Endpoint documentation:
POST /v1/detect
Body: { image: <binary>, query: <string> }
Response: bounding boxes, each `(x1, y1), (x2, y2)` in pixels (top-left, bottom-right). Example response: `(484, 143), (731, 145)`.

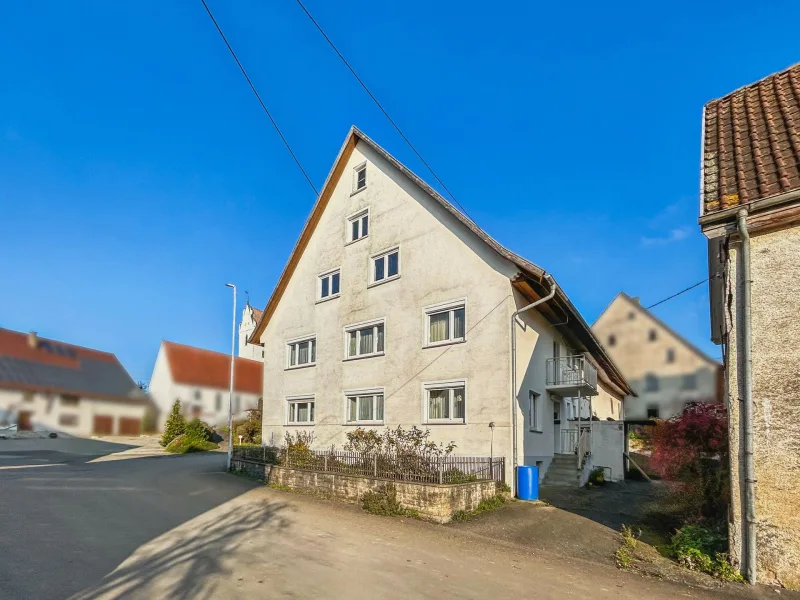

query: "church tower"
(238, 301), (264, 361)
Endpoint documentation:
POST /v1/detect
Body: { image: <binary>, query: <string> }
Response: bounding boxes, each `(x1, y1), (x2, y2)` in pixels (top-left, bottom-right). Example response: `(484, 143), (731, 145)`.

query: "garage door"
(93, 415), (114, 435)
(118, 417), (141, 436)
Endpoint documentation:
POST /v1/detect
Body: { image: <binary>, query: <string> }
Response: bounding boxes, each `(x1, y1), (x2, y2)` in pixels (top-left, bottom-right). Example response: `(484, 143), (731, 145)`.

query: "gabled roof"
(701, 62), (800, 216)
(161, 341), (262, 394)
(250, 126), (633, 396)
(0, 328), (147, 403)
(593, 291), (721, 367)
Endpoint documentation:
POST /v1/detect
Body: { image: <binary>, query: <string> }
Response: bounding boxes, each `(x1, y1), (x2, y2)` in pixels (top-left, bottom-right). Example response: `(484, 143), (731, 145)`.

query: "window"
(347, 209), (369, 243)
(424, 300), (466, 346)
(648, 329), (657, 342)
(646, 407), (660, 419)
(353, 162), (367, 192)
(370, 247), (400, 285)
(215, 393), (222, 412)
(666, 348), (675, 363)
(608, 334), (616, 347)
(345, 319), (385, 359)
(424, 381), (466, 424)
(628, 311), (636, 320)
(287, 396), (315, 425)
(194, 389), (201, 401)
(318, 269), (341, 301)
(234, 395), (240, 414)
(286, 336), (317, 368)
(682, 374), (697, 390)
(345, 389), (384, 424)
(59, 414), (78, 427)
(644, 373), (659, 392)
(529, 391), (541, 432)
(23, 391), (34, 403)
(61, 394), (79, 407)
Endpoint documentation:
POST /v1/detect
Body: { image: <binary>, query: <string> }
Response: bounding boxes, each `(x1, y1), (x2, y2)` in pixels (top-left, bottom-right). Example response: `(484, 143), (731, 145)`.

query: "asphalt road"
(0, 438), (256, 600)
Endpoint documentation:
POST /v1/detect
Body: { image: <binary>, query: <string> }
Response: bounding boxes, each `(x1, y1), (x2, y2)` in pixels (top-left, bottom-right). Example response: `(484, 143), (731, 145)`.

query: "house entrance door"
(553, 398), (561, 453)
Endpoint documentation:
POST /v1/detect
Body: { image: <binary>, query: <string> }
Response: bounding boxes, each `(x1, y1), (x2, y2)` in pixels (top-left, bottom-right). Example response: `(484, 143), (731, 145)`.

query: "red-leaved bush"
(650, 402), (729, 521)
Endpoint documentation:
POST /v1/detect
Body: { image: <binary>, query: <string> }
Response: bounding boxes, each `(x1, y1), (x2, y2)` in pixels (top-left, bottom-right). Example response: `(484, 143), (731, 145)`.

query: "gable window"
(353, 162), (367, 193)
(345, 319), (385, 359)
(287, 395), (315, 425)
(347, 209), (369, 243)
(61, 394), (80, 407)
(425, 300), (466, 346)
(345, 389), (384, 424)
(318, 268), (341, 301)
(529, 391), (541, 432)
(370, 247), (400, 285)
(646, 407), (660, 419)
(608, 334), (616, 347)
(424, 380), (466, 424)
(644, 373), (659, 392)
(666, 348), (675, 363)
(286, 335), (316, 369)
(648, 329), (657, 342)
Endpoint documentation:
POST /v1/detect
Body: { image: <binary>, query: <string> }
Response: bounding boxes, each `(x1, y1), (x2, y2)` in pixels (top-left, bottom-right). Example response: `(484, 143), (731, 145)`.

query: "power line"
(200, 0), (318, 195)
(293, 0), (471, 219)
(646, 278), (709, 310)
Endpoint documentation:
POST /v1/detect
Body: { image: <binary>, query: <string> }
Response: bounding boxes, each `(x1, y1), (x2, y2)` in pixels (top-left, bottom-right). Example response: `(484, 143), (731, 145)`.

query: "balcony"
(546, 356), (598, 397)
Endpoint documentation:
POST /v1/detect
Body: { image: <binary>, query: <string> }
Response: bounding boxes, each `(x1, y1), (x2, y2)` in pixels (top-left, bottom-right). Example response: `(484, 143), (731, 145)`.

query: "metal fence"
(231, 446), (505, 485)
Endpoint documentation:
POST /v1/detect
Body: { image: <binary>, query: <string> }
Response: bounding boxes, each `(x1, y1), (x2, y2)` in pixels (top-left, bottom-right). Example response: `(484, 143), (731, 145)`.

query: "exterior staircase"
(542, 453), (580, 487)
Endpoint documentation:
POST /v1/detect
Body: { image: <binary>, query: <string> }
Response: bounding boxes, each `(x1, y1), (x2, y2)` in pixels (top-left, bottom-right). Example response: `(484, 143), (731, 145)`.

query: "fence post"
(263, 446), (266, 462)
(373, 454), (378, 478)
(324, 454), (328, 472)
(438, 457), (443, 484)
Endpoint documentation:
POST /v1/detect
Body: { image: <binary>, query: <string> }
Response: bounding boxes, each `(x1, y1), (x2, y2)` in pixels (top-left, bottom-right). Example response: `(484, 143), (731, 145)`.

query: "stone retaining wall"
(230, 458), (501, 523)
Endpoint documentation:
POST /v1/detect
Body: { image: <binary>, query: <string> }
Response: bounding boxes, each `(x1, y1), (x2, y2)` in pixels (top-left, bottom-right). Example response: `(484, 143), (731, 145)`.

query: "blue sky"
(2, 0), (798, 381)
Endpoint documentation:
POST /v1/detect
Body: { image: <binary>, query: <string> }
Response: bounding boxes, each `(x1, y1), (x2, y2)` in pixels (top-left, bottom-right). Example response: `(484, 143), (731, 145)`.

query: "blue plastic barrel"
(516, 465), (539, 500)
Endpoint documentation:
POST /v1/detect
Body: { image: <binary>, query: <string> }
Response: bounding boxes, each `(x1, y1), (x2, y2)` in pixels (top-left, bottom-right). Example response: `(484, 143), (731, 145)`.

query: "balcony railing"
(545, 356), (598, 396)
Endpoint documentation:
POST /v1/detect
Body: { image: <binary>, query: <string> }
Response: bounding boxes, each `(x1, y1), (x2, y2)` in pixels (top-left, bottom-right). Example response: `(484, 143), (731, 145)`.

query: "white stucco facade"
(257, 132), (627, 485)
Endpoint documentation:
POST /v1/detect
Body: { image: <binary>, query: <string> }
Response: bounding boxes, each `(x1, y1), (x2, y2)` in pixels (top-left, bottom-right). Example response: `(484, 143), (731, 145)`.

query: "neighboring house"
(247, 126), (633, 486)
(148, 340), (262, 428)
(239, 302), (265, 361)
(700, 62), (800, 588)
(0, 328), (150, 436)
(592, 292), (722, 421)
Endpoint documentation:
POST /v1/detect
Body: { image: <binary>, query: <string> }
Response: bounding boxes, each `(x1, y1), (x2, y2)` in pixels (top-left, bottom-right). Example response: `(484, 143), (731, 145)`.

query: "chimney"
(631, 297), (641, 304)
(28, 331), (39, 349)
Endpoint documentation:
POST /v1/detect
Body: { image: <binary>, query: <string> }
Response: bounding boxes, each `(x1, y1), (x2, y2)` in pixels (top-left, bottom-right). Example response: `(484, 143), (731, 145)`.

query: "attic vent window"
(648, 329), (657, 342)
(354, 163), (367, 193)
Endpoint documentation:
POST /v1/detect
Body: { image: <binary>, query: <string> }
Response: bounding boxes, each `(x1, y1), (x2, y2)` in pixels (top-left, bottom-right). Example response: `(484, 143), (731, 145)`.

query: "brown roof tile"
(703, 62), (800, 215)
(163, 341), (262, 394)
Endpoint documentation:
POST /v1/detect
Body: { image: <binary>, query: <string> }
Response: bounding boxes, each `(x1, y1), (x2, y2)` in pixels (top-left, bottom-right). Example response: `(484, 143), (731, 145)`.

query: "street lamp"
(225, 283), (236, 471)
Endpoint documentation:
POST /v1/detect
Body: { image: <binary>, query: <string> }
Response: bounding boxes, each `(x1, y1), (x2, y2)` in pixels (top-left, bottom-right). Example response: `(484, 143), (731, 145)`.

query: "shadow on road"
(70, 496), (289, 600)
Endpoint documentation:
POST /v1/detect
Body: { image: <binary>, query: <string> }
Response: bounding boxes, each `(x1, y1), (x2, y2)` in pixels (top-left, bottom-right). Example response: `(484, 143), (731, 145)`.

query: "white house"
(247, 127), (633, 487)
(239, 302), (264, 361)
(148, 340), (262, 429)
(592, 291), (722, 421)
(0, 328), (150, 436)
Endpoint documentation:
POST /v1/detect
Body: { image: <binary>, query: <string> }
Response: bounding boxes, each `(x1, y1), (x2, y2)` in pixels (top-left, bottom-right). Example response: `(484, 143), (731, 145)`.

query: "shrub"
(670, 524), (743, 582)
(615, 524), (641, 569)
(165, 434), (219, 454)
(449, 494), (507, 522)
(280, 431), (315, 467)
(443, 468), (478, 484)
(361, 485), (419, 518)
(588, 467), (605, 486)
(161, 400), (186, 446)
(234, 406), (262, 445)
(185, 418), (215, 442)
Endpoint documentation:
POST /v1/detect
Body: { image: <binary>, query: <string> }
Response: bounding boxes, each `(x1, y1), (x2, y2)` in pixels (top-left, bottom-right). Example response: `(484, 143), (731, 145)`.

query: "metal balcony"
(546, 356), (598, 397)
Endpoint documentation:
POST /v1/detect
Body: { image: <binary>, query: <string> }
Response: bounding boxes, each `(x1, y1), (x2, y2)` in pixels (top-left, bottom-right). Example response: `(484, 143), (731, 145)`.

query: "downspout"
(737, 208), (757, 584)
(511, 274), (557, 495)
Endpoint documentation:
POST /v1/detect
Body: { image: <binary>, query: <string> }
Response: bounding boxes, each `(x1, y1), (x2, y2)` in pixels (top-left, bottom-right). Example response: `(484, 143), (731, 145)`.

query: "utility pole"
(225, 283), (237, 471)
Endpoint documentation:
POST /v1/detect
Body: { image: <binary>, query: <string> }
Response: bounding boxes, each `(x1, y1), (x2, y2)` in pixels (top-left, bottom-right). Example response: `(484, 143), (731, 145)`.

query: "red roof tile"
(702, 62), (800, 214)
(162, 341), (262, 395)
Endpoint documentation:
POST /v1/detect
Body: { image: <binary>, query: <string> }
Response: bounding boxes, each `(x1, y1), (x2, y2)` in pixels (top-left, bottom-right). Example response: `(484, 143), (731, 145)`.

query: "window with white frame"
(424, 381), (466, 423)
(318, 269), (340, 300)
(371, 247), (399, 284)
(425, 300), (466, 346)
(287, 396), (315, 424)
(347, 209), (369, 243)
(529, 391), (541, 432)
(345, 319), (385, 359)
(345, 389), (384, 424)
(286, 336), (316, 368)
(353, 162), (367, 192)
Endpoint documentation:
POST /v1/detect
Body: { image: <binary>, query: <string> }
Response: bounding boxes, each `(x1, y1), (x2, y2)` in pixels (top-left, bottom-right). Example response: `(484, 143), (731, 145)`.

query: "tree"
(161, 399), (186, 446)
(234, 399), (262, 444)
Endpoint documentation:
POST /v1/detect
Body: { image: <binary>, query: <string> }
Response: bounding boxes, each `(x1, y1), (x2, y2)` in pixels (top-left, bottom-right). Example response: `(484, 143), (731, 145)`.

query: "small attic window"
(354, 163), (367, 192)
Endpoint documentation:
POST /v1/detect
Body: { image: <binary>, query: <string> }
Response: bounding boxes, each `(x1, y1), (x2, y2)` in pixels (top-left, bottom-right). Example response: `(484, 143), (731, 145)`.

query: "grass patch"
(614, 524), (641, 569)
(670, 525), (744, 583)
(450, 494), (508, 522)
(165, 435), (219, 454)
(361, 485), (421, 519)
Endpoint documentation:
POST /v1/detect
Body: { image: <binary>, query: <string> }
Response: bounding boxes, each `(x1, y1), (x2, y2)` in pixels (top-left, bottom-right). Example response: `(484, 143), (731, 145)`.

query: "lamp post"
(225, 283), (236, 471)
